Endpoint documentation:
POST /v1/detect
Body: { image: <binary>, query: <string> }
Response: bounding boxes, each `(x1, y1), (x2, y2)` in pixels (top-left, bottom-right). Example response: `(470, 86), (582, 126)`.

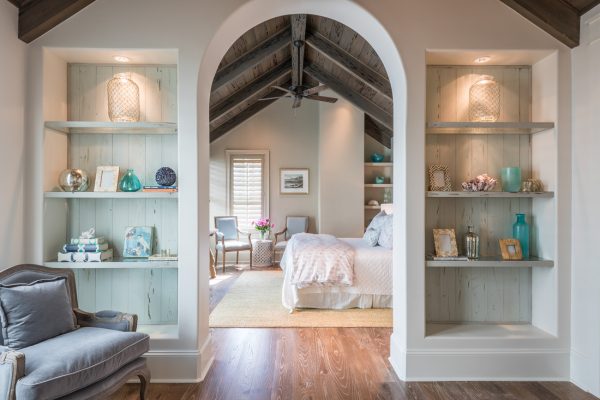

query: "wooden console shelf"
(426, 191), (553, 198)
(426, 121), (554, 135)
(45, 121), (177, 135)
(426, 256), (554, 268)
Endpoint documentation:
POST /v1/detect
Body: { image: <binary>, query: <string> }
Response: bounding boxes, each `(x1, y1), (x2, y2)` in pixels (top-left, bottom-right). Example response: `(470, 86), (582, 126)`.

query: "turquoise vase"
(512, 213), (530, 258)
(119, 169), (142, 192)
(501, 167), (522, 192)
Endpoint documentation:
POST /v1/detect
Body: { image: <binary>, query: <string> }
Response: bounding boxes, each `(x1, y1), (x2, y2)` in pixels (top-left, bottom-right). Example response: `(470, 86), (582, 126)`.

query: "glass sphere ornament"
(469, 75), (500, 122)
(119, 169), (142, 192)
(155, 167), (177, 186)
(107, 73), (140, 122)
(59, 169), (89, 192)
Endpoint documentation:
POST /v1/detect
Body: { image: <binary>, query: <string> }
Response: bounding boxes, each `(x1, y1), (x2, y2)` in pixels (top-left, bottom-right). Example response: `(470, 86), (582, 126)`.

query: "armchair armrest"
(75, 309), (138, 332)
(274, 228), (287, 244)
(237, 229), (253, 244)
(0, 350), (25, 400)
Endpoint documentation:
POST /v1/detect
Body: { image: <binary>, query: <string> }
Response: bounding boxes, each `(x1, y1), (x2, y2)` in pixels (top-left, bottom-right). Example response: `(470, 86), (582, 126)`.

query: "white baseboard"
(570, 348), (600, 397)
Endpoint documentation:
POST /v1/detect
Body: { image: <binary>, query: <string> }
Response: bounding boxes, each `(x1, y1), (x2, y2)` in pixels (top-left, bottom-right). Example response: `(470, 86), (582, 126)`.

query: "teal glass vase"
(501, 167), (522, 192)
(119, 169), (142, 192)
(512, 213), (530, 258)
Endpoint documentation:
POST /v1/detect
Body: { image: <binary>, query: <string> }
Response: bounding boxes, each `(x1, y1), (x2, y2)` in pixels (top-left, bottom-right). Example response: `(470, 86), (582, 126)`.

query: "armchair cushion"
(17, 327), (149, 399)
(215, 217), (239, 240)
(286, 217), (309, 240)
(0, 277), (75, 349)
(216, 240), (252, 251)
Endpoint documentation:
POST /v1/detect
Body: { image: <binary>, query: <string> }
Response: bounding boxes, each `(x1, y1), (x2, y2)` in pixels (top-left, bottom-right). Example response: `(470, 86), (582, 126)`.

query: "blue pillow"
(377, 214), (393, 249)
(0, 277), (75, 349)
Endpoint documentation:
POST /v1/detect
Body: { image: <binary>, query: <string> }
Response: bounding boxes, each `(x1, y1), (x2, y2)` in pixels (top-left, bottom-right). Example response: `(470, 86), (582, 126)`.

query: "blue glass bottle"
(119, 169), (142, 192)
(512, 213), (530, 258)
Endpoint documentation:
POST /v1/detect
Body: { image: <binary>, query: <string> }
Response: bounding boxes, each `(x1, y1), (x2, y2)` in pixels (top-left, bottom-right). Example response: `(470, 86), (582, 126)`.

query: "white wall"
(0, 2), (26, 268)
(571, 4), (600, 397)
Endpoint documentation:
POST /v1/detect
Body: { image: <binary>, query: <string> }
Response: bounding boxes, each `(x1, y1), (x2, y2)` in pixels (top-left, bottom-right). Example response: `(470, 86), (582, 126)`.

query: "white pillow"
(377, 214), (393, 249)
(363, 211), (387, 247)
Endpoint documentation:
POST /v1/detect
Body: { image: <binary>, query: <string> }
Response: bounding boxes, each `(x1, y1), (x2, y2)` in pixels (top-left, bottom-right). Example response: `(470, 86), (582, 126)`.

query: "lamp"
(469, 75), (500, 122)
(107, 73), (140, 122)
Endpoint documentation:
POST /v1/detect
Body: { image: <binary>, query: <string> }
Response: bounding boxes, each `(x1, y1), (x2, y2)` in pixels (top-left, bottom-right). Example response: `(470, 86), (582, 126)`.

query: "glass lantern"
(469, 75), (500, 122)
(107, 73), (140, 122)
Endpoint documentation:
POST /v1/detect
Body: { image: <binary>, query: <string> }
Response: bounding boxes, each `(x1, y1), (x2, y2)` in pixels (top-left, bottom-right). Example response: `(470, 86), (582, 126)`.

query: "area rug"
(209, 269), (392, 328)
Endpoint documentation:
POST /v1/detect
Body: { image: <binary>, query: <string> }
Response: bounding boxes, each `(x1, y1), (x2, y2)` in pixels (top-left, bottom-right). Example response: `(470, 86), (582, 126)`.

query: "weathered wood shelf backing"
(45, 191), (178, 199)
(364, 184), (393, 188)
(45, 121), (177, 135)
(44, 260), (178, 269)
(427, 191), (553, 198)
(426, 256), (553, 268)
(426, 122), (554, 135)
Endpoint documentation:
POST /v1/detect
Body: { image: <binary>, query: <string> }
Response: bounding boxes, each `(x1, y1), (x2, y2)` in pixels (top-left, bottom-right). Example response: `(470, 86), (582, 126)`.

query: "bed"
(280, 236), (393, 310)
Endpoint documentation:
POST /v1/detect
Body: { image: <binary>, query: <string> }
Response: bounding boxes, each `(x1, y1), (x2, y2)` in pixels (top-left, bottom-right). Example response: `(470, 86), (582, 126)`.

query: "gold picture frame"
(499, 239), (523, 260)
(280, 168), (309, 195)
(94, 166), (120, 192)
(433, 228), (458, 257)
(428, 165), (452, 191)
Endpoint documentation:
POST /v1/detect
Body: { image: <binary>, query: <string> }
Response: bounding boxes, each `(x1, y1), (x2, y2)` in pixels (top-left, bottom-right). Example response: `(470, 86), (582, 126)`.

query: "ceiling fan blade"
(305, 95), (338, 103)
(258, 95), (292, 101)
(302, 85), (329, 96)
(292, 96), (302, 109)
(272, 85), (294, 95)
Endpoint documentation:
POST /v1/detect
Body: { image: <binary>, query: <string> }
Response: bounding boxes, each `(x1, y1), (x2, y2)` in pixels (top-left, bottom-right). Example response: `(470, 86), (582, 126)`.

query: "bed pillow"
(377, 214), (393, 249)
(0, 276), (76, 349)
(366, 210), (387, 231)
(363, 227), (380, 246)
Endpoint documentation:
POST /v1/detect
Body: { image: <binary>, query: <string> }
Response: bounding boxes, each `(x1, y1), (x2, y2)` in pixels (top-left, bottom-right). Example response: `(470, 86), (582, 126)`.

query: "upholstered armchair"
(214, 216), (253, 272)
(273, 216), (309, 262)
(0, 264), (150, 400)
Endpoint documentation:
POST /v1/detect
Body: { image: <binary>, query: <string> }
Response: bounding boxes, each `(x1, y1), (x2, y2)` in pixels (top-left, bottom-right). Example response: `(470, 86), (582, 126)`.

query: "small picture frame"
(433, 228), (458, 257)
(123, 226), (153, 258)
(94, 166), (120, 192)
(280, 168), (309, 194)
(429, 165), (452, 191)
(499, 239), (523, 260)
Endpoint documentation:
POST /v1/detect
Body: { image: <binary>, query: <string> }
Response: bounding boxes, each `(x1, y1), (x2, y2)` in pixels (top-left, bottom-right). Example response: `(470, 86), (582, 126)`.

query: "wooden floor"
(110, 265), (598, 400)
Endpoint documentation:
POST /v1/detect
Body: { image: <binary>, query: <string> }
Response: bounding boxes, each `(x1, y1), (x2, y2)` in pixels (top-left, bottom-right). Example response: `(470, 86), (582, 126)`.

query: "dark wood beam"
(7, 0), (20, 7)
(305, 32), (392, 100)
(210, 85), (290, 142)
(305, 63), (393, 130)
(212, 27), (291, 92)
(580, 1), (600, 15)
(499, 0), (580, 47)
(290, 14), (307, 87)
(210, 60), (291, 122)
(364, 114), (392, 149)
(18, 0), (95, 43)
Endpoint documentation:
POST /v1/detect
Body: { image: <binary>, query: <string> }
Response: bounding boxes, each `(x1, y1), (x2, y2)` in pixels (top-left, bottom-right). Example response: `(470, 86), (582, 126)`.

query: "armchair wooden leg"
(214, 249), (219, 274)
(236, 251), (239, 265)
(138, 367), (150, 400)
(249, 249), (253, 270)
(222, 251), (226, 273)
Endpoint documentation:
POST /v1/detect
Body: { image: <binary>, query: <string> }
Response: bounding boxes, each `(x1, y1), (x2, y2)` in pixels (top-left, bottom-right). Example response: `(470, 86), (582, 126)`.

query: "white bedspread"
(283, 233), (354, 288)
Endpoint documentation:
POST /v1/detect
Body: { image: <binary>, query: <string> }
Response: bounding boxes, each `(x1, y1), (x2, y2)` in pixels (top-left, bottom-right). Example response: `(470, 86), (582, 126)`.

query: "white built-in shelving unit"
(363, 130), (393, 229)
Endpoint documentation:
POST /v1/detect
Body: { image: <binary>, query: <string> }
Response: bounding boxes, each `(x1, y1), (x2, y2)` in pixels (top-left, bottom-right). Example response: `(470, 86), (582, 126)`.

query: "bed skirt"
(291, 292), (392, 310)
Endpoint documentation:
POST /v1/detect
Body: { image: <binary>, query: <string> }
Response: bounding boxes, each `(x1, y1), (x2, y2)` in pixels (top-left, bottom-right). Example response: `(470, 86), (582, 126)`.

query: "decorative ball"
(374, 176), (385, 184)
(370, 153), (384, 163)
(367, 199), (380, 206)
(59, 169), (89, 192)
(155, 167), (177, 186)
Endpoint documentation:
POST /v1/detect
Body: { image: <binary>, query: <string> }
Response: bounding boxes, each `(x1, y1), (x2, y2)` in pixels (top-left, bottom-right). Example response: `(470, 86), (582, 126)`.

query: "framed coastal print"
(123, 226), (153, 258)
(499, 238), (523, 260)
(428, 165), (452, 191)
(433, 228), (458, 257)
(280, 168), (309, 194)
(94, 166), (119, 192)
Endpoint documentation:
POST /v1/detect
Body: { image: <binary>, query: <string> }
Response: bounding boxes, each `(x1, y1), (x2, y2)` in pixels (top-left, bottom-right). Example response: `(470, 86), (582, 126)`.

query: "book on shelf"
(57, 249), (113, 262)
(62, 243), (109, 253)
(428, 255), (470, 261)
(70, 237), (106, 245)
(142, 185), (177, 193)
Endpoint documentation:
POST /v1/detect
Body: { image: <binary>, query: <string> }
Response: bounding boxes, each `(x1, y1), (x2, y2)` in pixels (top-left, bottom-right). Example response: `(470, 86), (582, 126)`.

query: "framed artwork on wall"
(433, 228), (458, 257)
(280, 168), (309, 194)
(94, 166), (120, 192)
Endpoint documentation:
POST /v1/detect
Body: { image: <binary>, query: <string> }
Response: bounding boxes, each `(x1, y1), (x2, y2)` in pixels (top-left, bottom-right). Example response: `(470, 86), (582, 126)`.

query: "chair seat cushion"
(17, 327), (149, 400)
(274, 240), (288, 250)
(216, 240), (251, 251)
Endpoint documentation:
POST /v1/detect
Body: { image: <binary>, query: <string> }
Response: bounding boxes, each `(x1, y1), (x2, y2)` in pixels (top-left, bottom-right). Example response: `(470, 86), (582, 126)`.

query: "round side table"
(252, 239), (273, 267)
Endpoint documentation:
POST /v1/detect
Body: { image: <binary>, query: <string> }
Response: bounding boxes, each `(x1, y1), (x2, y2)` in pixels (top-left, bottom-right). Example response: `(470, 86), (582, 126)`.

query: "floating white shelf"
(364, 205), (381, 210)
(45, 121), (177, 135)
(425, 323), (555, 340)
(364, 183), (393, 188)
(44, 259), (179, 269)
(426, 121), (554, 135)
(364, 162), (393, 167)
(137, 324), (179, 340)
(426, 191), (553, 198)
(426, 256), (554, 268)
(44, 191), (178, 199)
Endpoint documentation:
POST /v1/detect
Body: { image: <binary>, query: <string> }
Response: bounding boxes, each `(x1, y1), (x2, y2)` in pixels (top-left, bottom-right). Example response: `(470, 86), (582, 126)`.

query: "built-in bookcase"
(364, 129), (393, 228)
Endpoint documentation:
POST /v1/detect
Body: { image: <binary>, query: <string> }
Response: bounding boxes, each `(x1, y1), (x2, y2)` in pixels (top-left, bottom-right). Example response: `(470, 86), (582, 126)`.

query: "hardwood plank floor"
(110, 266), (598, 400)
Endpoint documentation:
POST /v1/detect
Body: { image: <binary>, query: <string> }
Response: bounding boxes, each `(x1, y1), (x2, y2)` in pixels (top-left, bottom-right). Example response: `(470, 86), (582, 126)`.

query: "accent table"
(252, 239), (273, 267)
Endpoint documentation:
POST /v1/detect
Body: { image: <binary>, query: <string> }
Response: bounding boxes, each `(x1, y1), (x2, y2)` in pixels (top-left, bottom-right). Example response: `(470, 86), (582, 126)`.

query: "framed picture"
(123, 226), (153, 258)
(499, 238), (523, 260)
(433, 228), (458, 257)
(94, 166), (119, 192)
(428, 165), (452, 191)
(280, 168), (309, 194)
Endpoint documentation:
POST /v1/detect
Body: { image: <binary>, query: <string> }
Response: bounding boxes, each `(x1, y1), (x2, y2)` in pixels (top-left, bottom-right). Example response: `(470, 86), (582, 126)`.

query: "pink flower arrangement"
(252, 217), (275, 233)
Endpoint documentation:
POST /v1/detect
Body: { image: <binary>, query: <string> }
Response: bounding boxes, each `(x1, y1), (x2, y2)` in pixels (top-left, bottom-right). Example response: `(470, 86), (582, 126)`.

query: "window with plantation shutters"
(226, 151), (270, 233)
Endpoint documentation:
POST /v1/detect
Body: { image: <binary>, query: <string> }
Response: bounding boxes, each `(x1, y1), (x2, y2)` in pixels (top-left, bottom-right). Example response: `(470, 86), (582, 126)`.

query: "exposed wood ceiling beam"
(499, 0), (580, 47)
(17, 0), (95, 43)
(7, 0), (20, 7)
(210, 59), (292, 122)
(580, 1), (600, 15)
(210, 84), (291, 142)
(212, 27), (291, 92)
(290, 14), (307, 87)
(364, 115), (392, 149)
(305, 63), (393, 130)
(305, 33), (392, 100)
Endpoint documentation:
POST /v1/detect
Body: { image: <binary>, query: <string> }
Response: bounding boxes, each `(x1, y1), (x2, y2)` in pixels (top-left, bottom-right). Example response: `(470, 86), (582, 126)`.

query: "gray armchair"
(273, 216), (309, 263)
(214, 216), (253, 273)
(0, 264), (150, 400)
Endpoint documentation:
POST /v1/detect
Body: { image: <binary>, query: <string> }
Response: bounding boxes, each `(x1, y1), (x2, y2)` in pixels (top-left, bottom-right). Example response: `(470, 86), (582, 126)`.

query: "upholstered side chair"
(273, 216), (309, 263)
(214, 216), (253, 272)
(0, 264), (150, 400)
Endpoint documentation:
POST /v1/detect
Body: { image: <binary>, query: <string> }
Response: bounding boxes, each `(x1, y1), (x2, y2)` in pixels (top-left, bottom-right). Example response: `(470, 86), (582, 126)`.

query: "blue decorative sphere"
(371, 153), (384, 163)
(155, 167), (177, 186)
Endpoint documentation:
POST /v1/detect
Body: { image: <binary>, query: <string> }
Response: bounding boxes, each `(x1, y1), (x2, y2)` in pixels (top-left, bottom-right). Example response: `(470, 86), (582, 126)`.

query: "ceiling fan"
(259, 39), (338, 109)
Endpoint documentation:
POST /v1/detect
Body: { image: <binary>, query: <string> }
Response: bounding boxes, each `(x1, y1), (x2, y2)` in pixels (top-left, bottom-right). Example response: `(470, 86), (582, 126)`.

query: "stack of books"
(58, 236), (113, 262)
(142, 185), (177, 193)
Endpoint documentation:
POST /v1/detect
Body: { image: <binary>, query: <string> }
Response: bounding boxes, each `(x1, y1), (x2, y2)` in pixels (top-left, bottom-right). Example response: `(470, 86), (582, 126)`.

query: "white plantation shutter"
(227, 153), (268, 232)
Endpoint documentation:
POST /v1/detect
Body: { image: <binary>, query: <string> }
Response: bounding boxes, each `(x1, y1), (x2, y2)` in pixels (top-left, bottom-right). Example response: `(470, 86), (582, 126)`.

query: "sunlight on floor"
(209, 274), (234, 286)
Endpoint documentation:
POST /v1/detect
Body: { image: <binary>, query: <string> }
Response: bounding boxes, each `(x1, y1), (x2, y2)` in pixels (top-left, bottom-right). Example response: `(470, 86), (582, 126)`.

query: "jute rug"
(209, 269), (392, 328)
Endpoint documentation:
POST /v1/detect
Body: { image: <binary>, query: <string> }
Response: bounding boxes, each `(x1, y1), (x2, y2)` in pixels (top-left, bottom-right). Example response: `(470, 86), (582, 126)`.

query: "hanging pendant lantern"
(107, 73), (140, 122)
(469, 75), (500, 122)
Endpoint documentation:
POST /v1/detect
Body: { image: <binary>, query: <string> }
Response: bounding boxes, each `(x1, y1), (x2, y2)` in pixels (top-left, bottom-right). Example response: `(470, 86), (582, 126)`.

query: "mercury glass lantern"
(469, 75), (500, 122)
(107, 73), (140, 122)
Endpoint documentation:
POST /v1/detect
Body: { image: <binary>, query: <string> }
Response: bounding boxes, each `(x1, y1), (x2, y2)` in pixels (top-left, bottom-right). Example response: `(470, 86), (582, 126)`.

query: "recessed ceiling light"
(474, 56), (491, 64)
(113, 56), (130, 63)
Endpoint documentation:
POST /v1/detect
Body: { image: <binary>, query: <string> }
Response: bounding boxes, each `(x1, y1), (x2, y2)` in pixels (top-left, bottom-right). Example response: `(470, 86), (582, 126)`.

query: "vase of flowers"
(252, 218), (274, 240)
